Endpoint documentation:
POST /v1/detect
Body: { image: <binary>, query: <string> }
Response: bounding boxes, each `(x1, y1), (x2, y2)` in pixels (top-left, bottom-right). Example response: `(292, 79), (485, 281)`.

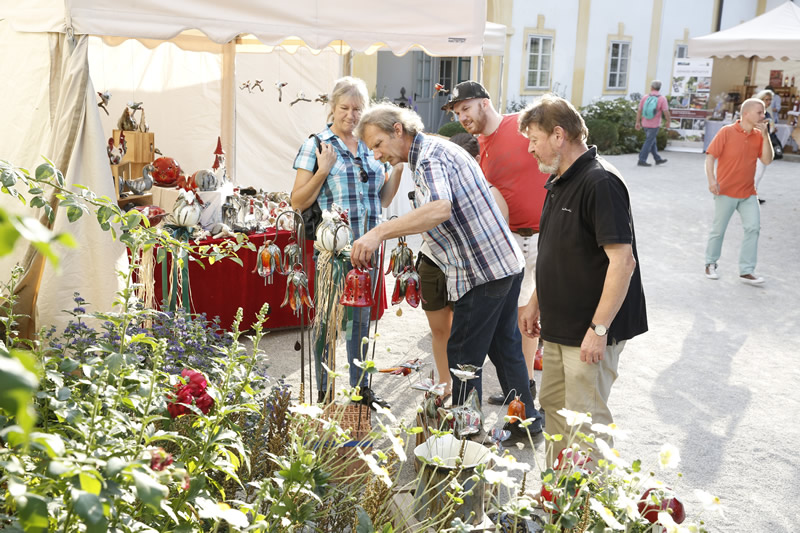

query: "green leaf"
(80, 471), (103, 495)
(105, 352), (124, 374)
(34, 163), (55, 181)
(131, 468), (168, 511)
(355, 507), (374, 533)
(0, 349), (40, 437)
(67, 205), (83, 222)
(30, 432), (65, 457)
(71, 489), (108, 531)
(16, 493), (49, 533)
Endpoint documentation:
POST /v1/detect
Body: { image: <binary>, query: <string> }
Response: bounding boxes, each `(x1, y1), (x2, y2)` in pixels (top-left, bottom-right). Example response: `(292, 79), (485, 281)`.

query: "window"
(675, 44), (688, 58)
(526, 35), (553, 90)
(457, 57), (471, 83)
(607, 41), (630, 89)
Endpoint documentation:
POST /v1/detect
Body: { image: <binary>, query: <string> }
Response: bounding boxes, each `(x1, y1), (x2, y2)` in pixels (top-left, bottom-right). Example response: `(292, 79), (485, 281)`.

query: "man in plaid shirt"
(352, 103), (543, 442)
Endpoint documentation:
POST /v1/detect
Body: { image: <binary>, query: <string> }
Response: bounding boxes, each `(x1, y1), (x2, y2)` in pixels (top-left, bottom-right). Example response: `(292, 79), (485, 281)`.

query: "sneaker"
(704, 264), (719, 280)
(637, 161), (652, 167)
(740, 274), (765, 285)
(655, 158), (668, 165)
(758, 198), (766, 204)
(359, 388), (390, 410)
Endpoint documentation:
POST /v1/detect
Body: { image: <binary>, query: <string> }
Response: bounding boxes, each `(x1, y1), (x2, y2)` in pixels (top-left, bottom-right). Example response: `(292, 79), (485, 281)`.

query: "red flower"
(181, 369), (208, 397)
(150, 448), (174, 471)
(167, 385), (194, 418)
(181, 474), (191, 491)
(195, 392), (215, 415)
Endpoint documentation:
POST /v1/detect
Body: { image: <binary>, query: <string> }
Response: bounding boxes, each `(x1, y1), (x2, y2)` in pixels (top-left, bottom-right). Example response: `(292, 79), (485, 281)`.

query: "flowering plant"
(166, 368), (215, 417)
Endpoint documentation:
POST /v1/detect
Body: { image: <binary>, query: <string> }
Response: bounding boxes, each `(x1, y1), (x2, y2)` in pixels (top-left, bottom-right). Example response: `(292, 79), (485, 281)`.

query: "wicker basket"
(320, 403), (373, 479)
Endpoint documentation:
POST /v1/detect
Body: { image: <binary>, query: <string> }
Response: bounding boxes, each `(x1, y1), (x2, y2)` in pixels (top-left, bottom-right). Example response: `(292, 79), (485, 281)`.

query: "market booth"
(689, 1), (800, 153)
(0, 0), (491, 334)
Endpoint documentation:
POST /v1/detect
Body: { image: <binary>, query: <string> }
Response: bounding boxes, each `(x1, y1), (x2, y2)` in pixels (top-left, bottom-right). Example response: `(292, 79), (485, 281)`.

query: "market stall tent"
(688, 1), (800, 60)
(0, 0), (490, 336)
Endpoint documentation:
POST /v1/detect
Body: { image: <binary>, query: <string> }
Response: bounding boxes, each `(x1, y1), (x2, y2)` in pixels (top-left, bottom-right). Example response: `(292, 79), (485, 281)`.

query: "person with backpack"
(635, 80), (671, 167)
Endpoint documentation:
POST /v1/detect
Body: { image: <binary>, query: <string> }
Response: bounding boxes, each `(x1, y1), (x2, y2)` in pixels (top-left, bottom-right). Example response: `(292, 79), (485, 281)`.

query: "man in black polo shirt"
(517, 95), (647, 458)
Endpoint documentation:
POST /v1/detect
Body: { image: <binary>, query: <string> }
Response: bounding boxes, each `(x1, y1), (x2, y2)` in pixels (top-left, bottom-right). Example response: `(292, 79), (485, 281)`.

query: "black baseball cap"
(441, 81), (491, 111)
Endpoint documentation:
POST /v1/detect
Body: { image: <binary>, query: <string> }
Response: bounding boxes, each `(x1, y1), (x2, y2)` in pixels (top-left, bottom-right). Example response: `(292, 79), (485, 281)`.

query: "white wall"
(505, 0), (579, 108)
(376, 51), (415, 105)
(719, 1), (757, 30)
(660, 0), (716, 82)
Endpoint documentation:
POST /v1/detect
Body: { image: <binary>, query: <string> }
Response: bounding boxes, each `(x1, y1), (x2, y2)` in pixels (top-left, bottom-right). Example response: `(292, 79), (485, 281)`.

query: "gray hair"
(517, 94), (588, 143)
(651, 80), (662, 91)
(328, 76), (370, 122)
(356, 103), (425, 138)
(753, 89), (774, 102)
(741, 97), (766, 113)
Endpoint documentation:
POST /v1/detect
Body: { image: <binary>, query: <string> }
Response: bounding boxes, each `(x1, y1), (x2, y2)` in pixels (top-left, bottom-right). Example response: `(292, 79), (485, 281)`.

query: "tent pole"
(222, 41), (236, 183)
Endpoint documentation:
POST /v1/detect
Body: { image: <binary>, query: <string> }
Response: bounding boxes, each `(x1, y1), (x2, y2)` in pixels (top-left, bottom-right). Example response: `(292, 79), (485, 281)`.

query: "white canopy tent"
(688, 1), (800, 60)
(0, 0), (491, 335)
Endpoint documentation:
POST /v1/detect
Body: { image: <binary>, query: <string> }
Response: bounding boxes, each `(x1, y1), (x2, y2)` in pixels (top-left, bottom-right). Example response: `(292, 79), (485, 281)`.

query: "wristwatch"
(590, 322), (608, 336)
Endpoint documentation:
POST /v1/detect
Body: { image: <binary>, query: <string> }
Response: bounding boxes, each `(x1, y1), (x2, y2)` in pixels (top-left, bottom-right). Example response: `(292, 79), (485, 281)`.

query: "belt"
(512, 228), (538, 237)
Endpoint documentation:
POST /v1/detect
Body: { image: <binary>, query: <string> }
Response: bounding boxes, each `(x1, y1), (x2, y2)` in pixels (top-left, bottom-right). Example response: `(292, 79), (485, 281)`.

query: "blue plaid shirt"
(293, 125), (389, 239)
(409, 133), (524, 300)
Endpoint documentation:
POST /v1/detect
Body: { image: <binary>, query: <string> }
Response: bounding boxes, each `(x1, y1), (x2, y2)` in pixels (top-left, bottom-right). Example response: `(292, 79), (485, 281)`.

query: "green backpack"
(642, 95), (659, 119)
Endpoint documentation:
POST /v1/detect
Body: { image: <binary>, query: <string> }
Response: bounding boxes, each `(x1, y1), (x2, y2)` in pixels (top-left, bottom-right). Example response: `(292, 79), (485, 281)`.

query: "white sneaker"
(740, 274), (764, 285)
(704, 264), (719, 280)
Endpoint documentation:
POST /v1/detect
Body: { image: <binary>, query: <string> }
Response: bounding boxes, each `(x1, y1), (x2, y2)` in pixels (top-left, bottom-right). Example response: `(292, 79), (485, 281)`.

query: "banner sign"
(668, 58), (713, 151)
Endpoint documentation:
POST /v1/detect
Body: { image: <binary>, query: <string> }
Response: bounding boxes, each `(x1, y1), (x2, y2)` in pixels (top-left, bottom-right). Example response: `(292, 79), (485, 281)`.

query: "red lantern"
(507, 395), (525, 423)
(340, 268), (374, 307)
(152, 157), (182, 186)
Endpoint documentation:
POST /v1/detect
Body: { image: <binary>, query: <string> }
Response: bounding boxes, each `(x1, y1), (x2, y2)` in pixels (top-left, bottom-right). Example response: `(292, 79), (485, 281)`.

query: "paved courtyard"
(261, 149), (800, 532)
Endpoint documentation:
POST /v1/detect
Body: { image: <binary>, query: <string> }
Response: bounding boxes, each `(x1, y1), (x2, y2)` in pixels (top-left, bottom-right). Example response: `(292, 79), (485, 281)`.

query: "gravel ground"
(258, 150), (800, 532)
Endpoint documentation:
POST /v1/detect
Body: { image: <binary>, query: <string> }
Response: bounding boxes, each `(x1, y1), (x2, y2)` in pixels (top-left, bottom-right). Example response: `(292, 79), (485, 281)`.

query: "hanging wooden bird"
(275, 81), (288, 102)
(290, 91), (312, 106)
(315, 93), (329, 105)
(252, 79), (265, 92)
(240, 80), (252, 92)
(97, 91), (111, 115)
(434, 83), (449, 95)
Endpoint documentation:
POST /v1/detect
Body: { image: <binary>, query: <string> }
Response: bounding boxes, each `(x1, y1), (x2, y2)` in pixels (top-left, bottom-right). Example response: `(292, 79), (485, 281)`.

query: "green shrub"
(657, 128), (668, 150)
(580, 98), (640, 154)
(437, 120), (466, 137)
(585, 118), (619, 152)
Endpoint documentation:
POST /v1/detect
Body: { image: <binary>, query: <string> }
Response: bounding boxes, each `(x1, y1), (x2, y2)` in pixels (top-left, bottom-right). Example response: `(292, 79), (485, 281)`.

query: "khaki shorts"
(417, 253), (453, 312)
(513, 232), (538, 307)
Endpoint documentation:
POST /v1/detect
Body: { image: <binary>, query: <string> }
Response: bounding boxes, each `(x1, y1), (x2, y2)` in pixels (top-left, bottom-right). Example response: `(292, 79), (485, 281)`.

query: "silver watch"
(591, 322), (608, 336)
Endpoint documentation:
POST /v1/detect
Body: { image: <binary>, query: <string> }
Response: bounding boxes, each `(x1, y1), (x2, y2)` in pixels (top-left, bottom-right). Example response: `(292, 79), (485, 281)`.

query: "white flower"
(614, 491), (642, 521)
(589, 497), (624, 530)
(488, 452), (531, 472)
(321, 363), (342, 379)
(483, 468), (516, 488)
(595, 437), (630, 468)
(357, 448), (392, 487)
(591, 422), (627, 439)
(289, 403), (323, 418)
(374, 404), (397, 423)
(659, 443), (681, 470)
(385, 428), (407, 462)
(658, 510), (692, 533)
(557, 409), (591, 427)
(694, 489), (724, 516)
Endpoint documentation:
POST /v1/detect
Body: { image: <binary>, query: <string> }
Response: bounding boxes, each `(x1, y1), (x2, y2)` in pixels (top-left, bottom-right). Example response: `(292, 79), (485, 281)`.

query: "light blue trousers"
(704, 194), (760, 275)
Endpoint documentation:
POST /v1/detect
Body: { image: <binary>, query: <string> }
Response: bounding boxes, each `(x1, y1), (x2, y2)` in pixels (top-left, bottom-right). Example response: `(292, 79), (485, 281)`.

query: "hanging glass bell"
(340, 268), (374, 307)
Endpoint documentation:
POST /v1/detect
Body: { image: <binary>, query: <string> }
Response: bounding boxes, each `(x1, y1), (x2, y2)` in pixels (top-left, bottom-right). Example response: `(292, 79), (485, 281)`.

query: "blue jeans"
(704, 194), (760, 275)
(639, 127), (663, 163)
(448, 272), (542, 430)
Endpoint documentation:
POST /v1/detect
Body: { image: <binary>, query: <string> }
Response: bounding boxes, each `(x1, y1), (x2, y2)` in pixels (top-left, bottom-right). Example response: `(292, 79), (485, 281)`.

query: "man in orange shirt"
(444, 81), (549, 406)
(704, 98), (774, 285)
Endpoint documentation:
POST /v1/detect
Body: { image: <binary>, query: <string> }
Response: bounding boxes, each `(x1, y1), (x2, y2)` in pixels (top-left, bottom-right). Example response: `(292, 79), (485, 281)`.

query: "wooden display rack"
(110, 129), (155, 206)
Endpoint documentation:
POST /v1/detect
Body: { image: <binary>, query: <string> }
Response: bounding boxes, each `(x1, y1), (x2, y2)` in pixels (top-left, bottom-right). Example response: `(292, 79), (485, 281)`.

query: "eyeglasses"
(353, 157), (369, 183)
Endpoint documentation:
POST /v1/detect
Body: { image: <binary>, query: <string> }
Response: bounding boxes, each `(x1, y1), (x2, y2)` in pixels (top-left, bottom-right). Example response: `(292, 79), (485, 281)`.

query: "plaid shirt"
(293, 125), (389, 239)
(409, 133), (524, 300)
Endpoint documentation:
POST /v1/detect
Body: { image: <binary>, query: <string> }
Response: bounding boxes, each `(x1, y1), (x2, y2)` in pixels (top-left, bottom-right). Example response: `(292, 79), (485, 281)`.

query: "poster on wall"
(667, 58), (713, 152)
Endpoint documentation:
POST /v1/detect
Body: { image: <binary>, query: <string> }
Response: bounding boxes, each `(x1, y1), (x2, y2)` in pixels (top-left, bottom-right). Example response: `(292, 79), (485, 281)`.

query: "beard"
(537, 152), (561, 175)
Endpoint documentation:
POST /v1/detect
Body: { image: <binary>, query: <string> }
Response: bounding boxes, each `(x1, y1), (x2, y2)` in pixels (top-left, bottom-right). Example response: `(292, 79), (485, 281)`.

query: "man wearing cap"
(351, 103), (544, 444)
(445, 81), (549, 408)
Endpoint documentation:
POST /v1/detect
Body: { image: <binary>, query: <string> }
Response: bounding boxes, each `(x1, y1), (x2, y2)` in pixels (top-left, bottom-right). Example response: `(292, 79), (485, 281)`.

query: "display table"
(153, 230), (386, 331)
(704, 120), (797, 152)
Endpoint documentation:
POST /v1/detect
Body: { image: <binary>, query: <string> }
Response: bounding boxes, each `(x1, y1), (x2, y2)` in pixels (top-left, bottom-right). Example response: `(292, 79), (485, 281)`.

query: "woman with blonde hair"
(291, 76), (403, 407)
(753, 89), (778, 203)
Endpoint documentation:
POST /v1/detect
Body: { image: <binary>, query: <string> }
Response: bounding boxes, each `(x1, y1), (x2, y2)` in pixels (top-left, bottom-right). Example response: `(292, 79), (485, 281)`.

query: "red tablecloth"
(154, 230), (386, 331)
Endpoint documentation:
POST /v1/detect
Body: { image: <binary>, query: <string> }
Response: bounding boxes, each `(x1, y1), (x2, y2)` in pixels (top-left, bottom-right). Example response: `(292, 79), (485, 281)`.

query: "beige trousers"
(539, 339), (625, 460)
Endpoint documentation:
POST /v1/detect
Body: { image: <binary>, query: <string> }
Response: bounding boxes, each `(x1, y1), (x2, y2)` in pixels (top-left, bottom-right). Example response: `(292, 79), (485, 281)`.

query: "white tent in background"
(0, 0), (490, 336)
(688, 1), (800, 60)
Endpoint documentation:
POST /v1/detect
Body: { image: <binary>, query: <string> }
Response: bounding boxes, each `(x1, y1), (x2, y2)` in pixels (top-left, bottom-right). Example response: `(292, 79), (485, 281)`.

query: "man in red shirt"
(444, 81), (549, 406)
(704, 98), (774, 285)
